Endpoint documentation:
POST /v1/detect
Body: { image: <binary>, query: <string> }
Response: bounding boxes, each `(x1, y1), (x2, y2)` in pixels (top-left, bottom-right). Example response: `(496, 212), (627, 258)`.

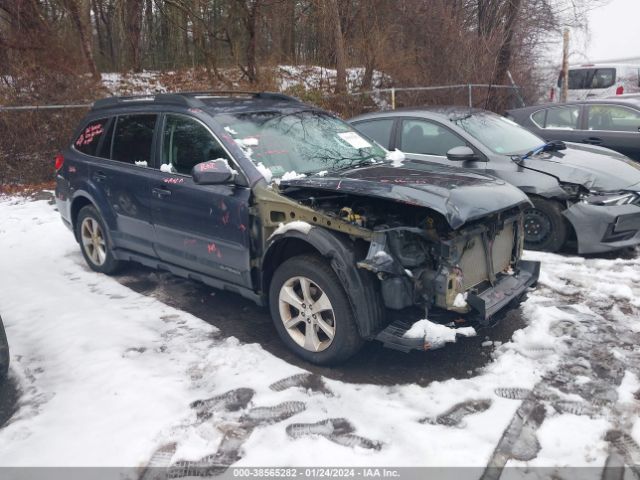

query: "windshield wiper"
(518, 140), (567, 161)
(330, 154), (380, 173)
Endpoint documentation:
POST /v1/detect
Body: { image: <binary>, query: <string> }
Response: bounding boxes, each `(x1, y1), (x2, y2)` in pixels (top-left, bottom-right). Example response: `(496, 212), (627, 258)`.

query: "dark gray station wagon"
(55, 92), (538, 364)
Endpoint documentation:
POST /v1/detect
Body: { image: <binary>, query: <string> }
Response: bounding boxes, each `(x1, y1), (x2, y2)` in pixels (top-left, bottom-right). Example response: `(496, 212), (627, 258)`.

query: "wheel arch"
(70, 194), (94, 242)
(262, 228), (386, 338)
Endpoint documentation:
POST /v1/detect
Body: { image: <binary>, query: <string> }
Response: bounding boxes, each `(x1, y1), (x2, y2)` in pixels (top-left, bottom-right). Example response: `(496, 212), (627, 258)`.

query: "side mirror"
(446, 146), (478, 161)
(543, 140), (567, 151)
(192, 159), (236, 185)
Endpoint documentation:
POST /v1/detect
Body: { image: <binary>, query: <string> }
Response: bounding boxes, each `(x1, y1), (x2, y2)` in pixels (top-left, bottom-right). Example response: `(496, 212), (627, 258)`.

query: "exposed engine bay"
(279, 187), (539, 321)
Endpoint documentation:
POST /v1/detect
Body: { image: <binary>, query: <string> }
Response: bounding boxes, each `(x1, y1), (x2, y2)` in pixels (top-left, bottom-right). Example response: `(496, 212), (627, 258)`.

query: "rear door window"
(74, 118), (109, 157)
(587, 105), (640, 132)
(111, 114), (157, 166)
(531, 110), (546, 128)
(400, 119), (466, 156)
(544, 106), (580, 130)
(352, 119), (395, 149)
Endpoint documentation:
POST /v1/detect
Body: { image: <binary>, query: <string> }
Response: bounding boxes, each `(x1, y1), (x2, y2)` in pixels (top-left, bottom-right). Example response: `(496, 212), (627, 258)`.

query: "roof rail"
(188, 91), (301, 103)
(92, 93), (207, 111)
(91, 91), (301, 111)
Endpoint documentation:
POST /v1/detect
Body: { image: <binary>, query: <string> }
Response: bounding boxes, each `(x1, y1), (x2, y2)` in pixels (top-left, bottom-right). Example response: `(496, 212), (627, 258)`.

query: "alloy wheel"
(278, 276), (336, 352)
(80, 217), (107, 266)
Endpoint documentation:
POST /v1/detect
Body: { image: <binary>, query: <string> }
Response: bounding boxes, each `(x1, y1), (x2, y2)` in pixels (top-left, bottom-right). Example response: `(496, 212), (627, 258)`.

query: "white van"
(550, 63), (640, 102)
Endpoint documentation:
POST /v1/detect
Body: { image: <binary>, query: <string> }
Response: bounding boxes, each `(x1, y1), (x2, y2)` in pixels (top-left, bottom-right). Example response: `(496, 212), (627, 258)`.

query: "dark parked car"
(55, 92), (538, 364)
(506, 98), (640, 161)
(0, 316), (8, 381)
(350, 107), (640, 254)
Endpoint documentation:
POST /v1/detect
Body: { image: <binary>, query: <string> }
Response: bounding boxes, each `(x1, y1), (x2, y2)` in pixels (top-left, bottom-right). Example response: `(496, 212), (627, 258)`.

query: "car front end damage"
(257, 178), (539, 352)
(356, 208), (539, 320)
(562, 190), (640, 254)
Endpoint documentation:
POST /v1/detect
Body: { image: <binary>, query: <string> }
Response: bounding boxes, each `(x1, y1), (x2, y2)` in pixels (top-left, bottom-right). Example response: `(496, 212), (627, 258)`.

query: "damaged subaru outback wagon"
(55, 92), (539, 364)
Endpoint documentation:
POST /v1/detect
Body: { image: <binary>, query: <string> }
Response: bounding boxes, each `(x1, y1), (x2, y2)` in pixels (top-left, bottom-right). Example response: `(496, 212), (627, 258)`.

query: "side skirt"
(112, 248), (266, 307)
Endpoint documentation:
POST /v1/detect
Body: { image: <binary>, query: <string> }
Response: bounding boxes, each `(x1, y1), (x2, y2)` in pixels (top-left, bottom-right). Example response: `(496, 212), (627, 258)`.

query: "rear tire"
(523, 197), (568, 253)
(269, 255), (363, 365)
(76, 205), (123, 274)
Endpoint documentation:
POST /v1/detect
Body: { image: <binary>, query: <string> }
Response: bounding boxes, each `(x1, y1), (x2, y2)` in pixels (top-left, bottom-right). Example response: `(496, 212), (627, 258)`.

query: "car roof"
(91, 91), (310, 115)
(506, 97), (640, 114)
(568, 63), (640, 69)
(351, 106), (491, 122)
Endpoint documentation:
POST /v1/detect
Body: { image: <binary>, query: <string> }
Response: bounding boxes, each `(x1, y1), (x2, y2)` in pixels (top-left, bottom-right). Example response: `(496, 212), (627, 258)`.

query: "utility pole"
(561, 28), (569, 102)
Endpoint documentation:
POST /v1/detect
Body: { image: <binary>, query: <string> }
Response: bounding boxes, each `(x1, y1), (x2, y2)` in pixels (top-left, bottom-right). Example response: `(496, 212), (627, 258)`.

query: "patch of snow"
(280, 171), (306, 181)
(453, 292), (468, 309)
(277, 65), (391, 95)
(238, 137), (259, 147)
(134, 160), (148, 167)
(255, 162), (273, 183)
(387, 149), (405, 167)
(524, 415), (610, 467)
(160, 163), (175, 173)
(224, 126), (238, 135)
(268, 221), (314, 240)
(617, 371), (640, 406)
(403, 319), (476, 348)
(373, 251), (394, 263)
(315, 171), (328, 177)
(101, 71), (167, 96)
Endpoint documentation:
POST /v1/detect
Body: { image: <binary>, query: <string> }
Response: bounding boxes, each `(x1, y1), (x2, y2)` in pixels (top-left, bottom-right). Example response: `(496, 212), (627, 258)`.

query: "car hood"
(279, 160), (530, 229)
(521, 143), (640, 191)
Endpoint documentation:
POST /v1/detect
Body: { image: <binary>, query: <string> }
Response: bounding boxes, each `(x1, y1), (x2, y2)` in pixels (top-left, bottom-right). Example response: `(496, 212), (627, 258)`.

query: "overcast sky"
(582, 0), (640, 62)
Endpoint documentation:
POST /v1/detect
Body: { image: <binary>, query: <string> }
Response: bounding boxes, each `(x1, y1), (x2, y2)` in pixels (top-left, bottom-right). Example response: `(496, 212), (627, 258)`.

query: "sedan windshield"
(452, 113), (544, 155)
(215, 110), (388, 177)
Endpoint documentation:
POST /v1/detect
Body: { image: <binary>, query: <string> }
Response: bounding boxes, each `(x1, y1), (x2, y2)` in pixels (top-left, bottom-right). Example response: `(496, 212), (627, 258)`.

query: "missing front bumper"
(374, 260), (540, 352)
(466, 260), (540, 321)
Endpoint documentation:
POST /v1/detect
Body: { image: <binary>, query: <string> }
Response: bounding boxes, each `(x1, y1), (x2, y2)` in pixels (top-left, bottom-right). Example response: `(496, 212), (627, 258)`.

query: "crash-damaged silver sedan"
(350, 108), (640, 254)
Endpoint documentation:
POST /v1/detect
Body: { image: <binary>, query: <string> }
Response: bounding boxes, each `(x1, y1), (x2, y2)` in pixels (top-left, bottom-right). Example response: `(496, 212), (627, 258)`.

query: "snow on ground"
(277, 65), (390, 93)
(100, 65), (391, 99)
(0, 198), (639, 474)
(101, 72), (168, 96)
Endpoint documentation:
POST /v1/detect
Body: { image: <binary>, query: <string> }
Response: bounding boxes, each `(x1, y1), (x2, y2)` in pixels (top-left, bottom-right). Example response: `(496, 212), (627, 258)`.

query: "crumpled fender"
(263, 226), (386, 338)
(520, 158), (597, 189)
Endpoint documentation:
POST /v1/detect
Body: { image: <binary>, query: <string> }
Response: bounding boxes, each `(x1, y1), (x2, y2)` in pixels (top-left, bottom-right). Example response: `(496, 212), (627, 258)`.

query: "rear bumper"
(563, 202), (640, 254)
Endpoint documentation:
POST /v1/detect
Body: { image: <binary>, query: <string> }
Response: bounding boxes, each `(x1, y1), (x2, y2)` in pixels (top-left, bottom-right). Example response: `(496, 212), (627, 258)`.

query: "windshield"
(215, 110), (388, 177)
(452, 113), (544, 155)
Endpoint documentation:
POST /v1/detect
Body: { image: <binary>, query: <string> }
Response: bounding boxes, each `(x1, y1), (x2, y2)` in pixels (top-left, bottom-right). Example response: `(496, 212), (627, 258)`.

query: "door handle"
(582, 137), (603, 145)
(152, 187), (172, 198)
(93, 171), (107, 182)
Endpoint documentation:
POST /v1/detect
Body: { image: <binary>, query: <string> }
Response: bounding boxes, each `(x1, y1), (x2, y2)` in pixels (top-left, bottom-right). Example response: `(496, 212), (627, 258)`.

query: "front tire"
(76, 205), (123, 274)
(523, 197), (568, 253)
(269, 255), (363, 365)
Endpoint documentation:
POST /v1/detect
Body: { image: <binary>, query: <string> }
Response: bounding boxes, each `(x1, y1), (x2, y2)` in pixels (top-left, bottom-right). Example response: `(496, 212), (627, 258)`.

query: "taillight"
(54, 154), (64, 171)
(616, 85), (624, 95)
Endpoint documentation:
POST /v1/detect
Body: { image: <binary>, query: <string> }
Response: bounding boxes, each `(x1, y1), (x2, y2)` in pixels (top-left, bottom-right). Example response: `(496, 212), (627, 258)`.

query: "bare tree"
(324, 0), (346, 93)
(61, 0), (100, 80)
(123, 0), (144, 72)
